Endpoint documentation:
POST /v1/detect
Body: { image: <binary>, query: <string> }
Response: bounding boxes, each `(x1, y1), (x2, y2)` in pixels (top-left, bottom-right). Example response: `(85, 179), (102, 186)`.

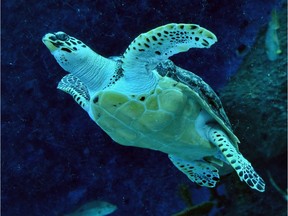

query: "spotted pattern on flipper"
(207, 125), (265, 192)
(168, 155), (220, 188)
(57, 74), (90, 111)
(122, 23), (217, 74)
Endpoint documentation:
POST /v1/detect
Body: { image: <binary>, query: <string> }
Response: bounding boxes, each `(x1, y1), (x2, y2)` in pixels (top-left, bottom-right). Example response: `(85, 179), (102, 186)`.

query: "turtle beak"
(42, 33), (58, 52)
(42, 32), (69, 52)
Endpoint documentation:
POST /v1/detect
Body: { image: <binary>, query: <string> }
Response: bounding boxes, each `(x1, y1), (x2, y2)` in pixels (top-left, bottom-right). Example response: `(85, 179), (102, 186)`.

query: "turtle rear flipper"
(206, 124), (265, 192)
(57, 74), (90, 111)
(169, 155), (220, 188)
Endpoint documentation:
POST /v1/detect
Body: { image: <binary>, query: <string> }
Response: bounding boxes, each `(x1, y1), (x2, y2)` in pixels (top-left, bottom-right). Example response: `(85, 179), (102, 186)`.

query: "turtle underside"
(89, 61), (237, 162)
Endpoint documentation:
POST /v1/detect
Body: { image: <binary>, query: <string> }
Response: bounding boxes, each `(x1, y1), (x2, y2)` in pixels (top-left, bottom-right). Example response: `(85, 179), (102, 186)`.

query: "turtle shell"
(156, 60), (240, 147)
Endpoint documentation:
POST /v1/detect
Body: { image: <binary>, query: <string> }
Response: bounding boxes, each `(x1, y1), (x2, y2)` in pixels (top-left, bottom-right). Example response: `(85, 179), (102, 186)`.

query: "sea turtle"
(42, 23), (265, 192)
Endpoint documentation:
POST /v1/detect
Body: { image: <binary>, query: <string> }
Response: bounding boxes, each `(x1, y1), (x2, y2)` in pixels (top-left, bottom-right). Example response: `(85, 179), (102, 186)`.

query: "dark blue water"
(1, 0), (285, 215)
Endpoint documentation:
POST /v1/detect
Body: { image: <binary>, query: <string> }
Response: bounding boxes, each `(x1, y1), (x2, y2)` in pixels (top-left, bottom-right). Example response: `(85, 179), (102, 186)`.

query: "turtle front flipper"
(206, 124), (265, 192)
(122, 23), (217, 74)
(57, 74), (90, 111)
(169, 155), (220, 188)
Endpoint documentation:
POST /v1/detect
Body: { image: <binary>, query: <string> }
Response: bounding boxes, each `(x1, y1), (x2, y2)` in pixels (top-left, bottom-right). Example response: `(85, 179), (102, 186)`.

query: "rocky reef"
(218, 3), (287, 215)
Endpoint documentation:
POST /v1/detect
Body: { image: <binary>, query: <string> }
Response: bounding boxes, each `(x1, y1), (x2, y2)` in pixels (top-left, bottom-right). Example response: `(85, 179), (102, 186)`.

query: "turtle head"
(42, 31), (91, 73)
(42, 31), (118, 95)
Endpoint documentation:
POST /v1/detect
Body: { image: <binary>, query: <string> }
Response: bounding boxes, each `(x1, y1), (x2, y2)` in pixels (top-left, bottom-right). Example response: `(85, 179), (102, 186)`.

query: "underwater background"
(1, 0), (287, 215)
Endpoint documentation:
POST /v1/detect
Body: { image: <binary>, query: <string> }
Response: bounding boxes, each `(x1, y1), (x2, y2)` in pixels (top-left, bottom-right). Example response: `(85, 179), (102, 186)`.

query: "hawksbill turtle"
(42, 23), (265, 192)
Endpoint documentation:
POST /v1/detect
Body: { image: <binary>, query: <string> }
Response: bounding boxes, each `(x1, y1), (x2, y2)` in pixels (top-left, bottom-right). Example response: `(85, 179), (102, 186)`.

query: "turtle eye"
(55, 32), (69, 41)
(48, 35), (57, 41)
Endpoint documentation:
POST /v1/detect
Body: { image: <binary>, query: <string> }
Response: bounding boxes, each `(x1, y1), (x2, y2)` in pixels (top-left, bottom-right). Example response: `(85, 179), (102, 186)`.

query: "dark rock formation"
(218, 3), (287, 215)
